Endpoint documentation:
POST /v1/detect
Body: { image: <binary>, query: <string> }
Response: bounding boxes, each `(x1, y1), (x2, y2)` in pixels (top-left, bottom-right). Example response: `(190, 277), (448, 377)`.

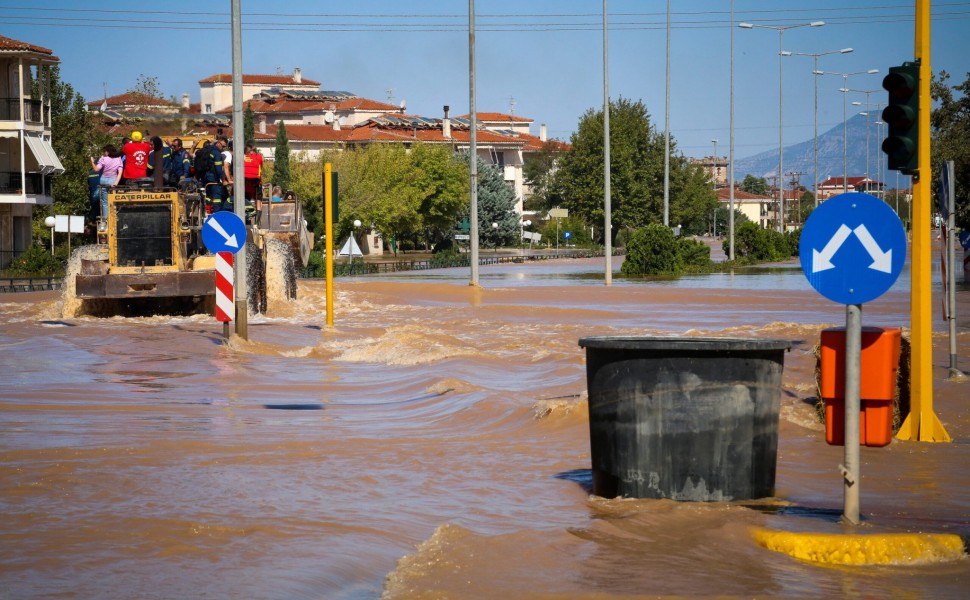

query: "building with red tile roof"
(199, 68), (321, 114)
(817, 176), (884, 200)
(0, 34), (63, 267)
(87, 92), (180, 114)
(218, 90), (403, 128)
(717, 188), (773, 229)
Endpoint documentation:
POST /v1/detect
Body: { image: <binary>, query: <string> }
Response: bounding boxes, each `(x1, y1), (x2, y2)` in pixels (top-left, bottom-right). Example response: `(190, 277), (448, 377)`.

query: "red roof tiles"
(218, 96), (400, 115)
(458, 112), (533, 123)
(87, 92), (178, 108)
(0, 34), (55, 56)
(199, 73), (321, 86)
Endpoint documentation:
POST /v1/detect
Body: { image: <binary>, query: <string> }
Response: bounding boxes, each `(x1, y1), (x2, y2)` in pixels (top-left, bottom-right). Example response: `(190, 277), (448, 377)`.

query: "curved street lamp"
(782, 47), (853, 206)
(739, 20), (824, 230)
(814, 69), (880, 193)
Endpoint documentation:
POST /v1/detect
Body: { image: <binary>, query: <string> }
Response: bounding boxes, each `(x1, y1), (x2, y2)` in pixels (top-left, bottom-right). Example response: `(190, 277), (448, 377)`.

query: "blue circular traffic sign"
(202, 211), (247, 255)
(800, 192), (906, 305)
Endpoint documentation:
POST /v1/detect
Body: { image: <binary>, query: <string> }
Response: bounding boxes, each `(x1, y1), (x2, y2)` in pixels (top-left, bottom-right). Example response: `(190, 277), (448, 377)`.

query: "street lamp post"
(44, 216), (55, 255)
(783, 47), (852, 206)
(711, 138), (718, 189)
(850, 90), (883, 190)
(815, 69), (880, 192)
(876, 121), (886, 200)
(739, 20), (824, 232)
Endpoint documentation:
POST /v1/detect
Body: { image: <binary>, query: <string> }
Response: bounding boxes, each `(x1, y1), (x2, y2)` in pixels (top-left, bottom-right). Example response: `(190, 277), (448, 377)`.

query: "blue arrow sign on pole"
(800, 192), (906, 305)
(202, 211), (247, 255)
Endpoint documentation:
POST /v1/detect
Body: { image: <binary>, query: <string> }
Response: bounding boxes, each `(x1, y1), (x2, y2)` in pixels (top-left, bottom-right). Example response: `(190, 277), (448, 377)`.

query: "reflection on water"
(1, 255), (967, 599)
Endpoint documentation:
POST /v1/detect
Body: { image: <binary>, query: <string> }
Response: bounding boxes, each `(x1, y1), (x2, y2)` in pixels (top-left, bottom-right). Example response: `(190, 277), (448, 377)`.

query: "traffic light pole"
(897, 0), (950, 442)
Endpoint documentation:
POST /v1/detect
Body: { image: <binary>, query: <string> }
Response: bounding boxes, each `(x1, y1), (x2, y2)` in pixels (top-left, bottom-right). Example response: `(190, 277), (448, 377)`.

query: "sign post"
(324, 163), (335, 327)
(202, 211), (247, 339)
(800, 192), (907, 524)
(940, 161), (960, 377)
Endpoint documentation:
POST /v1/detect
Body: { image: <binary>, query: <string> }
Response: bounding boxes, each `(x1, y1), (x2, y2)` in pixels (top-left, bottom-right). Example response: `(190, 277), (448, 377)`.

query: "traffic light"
(881, 61), (919, 176)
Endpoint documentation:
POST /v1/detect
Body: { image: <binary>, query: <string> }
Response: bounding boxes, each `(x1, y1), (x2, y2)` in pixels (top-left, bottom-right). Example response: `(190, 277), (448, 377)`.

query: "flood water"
(2, 255), (968, 599)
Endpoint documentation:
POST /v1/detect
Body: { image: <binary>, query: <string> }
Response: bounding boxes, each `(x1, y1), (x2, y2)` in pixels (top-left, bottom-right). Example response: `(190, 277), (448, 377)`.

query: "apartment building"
(0, 34), (64, 268)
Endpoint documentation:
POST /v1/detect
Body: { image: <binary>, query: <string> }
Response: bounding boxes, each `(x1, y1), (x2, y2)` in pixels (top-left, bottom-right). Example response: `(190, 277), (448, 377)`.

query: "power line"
(2, 13), (968, 33)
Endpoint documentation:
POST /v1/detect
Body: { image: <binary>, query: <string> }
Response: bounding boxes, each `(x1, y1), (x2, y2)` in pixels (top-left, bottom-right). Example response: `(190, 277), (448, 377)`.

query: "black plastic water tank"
(579, 336), (790, 501)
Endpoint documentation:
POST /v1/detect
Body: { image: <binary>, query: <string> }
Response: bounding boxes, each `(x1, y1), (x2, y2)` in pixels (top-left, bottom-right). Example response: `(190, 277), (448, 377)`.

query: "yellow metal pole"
(897, 0), (950, 442)
(324, 162), (334, 327)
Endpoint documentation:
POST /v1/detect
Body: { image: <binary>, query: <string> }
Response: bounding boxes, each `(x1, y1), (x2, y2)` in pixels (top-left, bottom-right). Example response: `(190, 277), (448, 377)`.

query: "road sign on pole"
(800, 192), (906, 305)
(202, 211), (247, 255)
(800, 191), (907, 525)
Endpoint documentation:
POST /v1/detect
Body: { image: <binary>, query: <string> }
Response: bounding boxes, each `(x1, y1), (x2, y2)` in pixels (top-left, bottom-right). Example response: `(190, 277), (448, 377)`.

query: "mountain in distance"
(732, 113), (905, 191)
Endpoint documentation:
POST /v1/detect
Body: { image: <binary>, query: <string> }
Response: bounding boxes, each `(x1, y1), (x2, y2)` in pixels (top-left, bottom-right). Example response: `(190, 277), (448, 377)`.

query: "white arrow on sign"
(853, 224), (893, 273)
(812, 224), (852, 273)
(812, 223), (893, 274)
(206, 216), (239, 248)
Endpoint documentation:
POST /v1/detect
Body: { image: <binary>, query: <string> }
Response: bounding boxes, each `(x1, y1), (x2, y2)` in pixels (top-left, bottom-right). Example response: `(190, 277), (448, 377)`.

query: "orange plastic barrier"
(820, 327), (901, 447)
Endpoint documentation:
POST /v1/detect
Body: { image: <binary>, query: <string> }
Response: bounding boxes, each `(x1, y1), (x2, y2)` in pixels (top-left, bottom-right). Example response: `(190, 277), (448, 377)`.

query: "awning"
(24, 134), (65, 175)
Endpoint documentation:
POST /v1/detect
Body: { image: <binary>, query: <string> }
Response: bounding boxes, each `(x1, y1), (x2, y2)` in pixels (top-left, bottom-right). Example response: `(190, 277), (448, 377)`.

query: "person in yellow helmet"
(122, 130), (151, 182)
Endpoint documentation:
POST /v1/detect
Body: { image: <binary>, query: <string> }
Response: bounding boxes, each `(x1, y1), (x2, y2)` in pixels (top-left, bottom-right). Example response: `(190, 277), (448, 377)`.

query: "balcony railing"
(0, 172), (47, 195)
(0, 98), (44, 122)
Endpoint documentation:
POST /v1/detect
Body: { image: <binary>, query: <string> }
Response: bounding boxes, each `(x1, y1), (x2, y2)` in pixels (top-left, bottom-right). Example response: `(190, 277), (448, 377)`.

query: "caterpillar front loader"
(65, 176), (313, 318)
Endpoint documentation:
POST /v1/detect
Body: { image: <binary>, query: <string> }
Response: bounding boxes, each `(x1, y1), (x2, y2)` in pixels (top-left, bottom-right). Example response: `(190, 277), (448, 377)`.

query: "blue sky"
(2, 1), (967, 159)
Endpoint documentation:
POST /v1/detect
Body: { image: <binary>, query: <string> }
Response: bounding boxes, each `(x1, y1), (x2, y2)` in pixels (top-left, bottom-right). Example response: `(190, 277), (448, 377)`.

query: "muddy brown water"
(2, 257), (968, 599)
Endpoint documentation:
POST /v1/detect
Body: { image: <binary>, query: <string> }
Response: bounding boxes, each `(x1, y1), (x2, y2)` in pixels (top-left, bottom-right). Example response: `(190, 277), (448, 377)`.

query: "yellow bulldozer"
(65, 177), (313, 318)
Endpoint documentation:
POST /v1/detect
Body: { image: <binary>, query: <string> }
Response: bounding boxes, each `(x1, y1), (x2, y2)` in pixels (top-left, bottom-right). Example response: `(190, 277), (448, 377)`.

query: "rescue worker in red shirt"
(122, 130), (152, 182)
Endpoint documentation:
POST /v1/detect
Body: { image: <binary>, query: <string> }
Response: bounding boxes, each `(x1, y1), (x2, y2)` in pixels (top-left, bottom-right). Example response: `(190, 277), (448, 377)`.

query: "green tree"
(338, 144), (424, 253)
(523, 141), (565, 212)
(931, 70), (970, 229)
(272, 121), (291, 191)
(37, 65), (111, 240)
(126, 74), (164, 111)
(411, 143), (468, 245)
(461, 157), (519, 247)
(620, 223), (682, 276)
(739, 174), (769, 196)
(288, 151), (324, 244)
(669, 155), (718, 234)
(554, 98), (661, 239)
(244, 105), (256, 147)
(539, 214), (591, 247)
(796, 191), (816, 225)
(552, 97), (714, 241)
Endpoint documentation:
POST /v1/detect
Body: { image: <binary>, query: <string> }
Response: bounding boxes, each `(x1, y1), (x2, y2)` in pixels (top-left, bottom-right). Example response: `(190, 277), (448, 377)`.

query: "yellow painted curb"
(754, 529), (967, 566)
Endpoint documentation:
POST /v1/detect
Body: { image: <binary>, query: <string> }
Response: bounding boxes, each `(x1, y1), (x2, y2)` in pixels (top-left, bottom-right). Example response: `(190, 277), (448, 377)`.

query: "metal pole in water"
(324, 163), (334, 327)
(230, 0), (248, 340)
(945, 161), (959, 376)
(468, 0), (479, 286)
(843, 303), (862, 524)
(603, 0), (612, 286)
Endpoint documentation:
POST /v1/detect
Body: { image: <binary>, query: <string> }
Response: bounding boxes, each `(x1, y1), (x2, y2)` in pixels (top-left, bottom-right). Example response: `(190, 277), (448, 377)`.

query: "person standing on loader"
(168, 138), (191, 185)
(195, 136), (231, 212)
(121, 131), (151, 184)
